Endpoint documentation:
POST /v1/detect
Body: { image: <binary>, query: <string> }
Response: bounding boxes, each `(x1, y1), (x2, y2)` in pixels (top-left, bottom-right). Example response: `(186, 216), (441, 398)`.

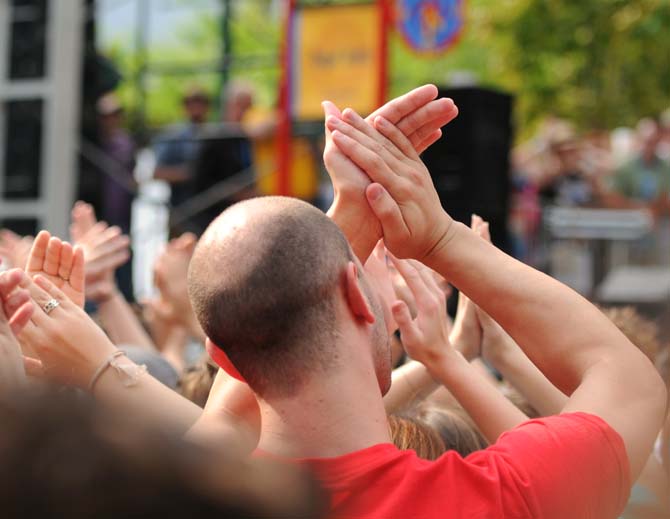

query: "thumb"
(365, 183), (408, 247)
(322, 101), (342, 140)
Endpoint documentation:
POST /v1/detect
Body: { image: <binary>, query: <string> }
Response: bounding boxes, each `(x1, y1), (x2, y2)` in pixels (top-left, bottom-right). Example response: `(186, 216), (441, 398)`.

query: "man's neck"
(256, 359), (391, 459)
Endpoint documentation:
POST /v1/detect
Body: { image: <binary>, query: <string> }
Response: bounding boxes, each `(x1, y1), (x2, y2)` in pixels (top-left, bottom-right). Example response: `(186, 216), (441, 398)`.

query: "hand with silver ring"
(42, 299), (60, 315)
(26, 231), (85, 308)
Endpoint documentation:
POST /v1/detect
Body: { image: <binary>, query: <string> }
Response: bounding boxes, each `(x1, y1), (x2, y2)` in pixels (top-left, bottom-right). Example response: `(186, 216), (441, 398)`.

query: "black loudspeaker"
(421, 87), (513, 252)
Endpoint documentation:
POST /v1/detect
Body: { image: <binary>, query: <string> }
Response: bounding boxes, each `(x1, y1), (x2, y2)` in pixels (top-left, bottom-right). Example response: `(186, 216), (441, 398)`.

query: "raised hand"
(388, 256), (453, 371)
(14, 271), (117, 387)
(0, 269), (35, 390)
(69, 200), (98, 242)
(324, 85), (458, 261)
(26, 231), (85, 308)
(451, 215), (487, 361)
(363, 240), (397, 334)
(0, 229), (34, 269)
(326, 109), (453, 262)
(75, 222), (130, 303)
(153, 233), (201, 337)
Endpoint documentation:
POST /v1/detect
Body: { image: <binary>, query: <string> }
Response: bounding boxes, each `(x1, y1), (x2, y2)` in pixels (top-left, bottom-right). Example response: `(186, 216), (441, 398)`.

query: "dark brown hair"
(188, 197), (352, 398)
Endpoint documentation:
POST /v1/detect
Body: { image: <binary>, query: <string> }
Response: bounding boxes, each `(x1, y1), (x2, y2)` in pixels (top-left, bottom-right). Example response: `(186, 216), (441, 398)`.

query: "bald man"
(186, 90), (667, 517)
(188, 150), (665, 519)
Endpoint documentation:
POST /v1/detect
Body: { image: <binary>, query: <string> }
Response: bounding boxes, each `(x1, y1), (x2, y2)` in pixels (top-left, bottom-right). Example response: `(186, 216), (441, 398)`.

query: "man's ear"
(345, 261), (376, 324)
(205, 338), (247, 383)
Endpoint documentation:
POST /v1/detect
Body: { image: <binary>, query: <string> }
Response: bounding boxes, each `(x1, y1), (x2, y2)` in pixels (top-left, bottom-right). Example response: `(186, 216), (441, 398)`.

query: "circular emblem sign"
(396, 0), (464, 53)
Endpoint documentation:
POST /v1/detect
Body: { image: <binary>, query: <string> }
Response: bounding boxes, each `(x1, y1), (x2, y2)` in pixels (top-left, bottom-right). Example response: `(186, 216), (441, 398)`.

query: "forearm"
(487, 338), (568, 416)
(429, 219), (666, 478)
(429, 351), (528, 443)
(383, 360), (437, 414)
(97, 290), (156, 350)
(93, 353), (202, 434)
(428, 221), (637, 394)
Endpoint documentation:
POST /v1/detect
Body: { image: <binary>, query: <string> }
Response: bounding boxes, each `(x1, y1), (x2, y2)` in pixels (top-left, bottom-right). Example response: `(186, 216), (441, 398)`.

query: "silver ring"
(43, 299), (60, 315)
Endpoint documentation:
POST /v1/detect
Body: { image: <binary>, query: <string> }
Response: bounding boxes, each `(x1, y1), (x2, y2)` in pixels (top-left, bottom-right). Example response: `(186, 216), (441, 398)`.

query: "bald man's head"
(188, 197), (352, 397)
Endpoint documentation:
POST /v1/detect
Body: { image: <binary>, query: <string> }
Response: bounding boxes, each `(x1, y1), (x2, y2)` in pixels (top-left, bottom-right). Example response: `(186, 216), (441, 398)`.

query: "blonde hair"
(600, 306), (660, 362)
(179, 355), (218, 407)
(388, 414), (446, 461)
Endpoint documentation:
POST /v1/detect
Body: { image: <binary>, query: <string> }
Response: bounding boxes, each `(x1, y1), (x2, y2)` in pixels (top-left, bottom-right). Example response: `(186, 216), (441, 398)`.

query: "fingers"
(392, 300), (420, 344)
(415, 129), (442, 155)
(367, 84), (438, 126)
(69, 247), (86, 296)
(331, 130), (397, 187)
(19, 275), (68, 325)
(26, 230), (50, 273)
(389, 256), (434, 310)
(398, 98), (457, 150)
(471, 214), (491, 243)
(342, 108), (406, 163)
(9, 301), (34, 337)
(70, 201), (97, 242)
(373, 116), (419, 160)
(33, 274), (69, 302)
(322, 100), (343, 139)
(59, 242), (74, 280)
(365, 184), (409, 242)
(0, 269), (26, 299)
(43, 237), (63, 276)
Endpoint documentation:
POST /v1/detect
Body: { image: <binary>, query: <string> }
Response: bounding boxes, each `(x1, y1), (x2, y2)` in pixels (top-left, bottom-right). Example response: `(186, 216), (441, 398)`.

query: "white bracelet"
(88, 350), (147, 392)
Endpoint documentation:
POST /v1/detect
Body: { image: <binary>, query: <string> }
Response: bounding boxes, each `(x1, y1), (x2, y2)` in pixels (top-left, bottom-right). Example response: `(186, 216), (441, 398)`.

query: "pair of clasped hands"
(0, 230), (119, 392)
(0, 84), (460, 394)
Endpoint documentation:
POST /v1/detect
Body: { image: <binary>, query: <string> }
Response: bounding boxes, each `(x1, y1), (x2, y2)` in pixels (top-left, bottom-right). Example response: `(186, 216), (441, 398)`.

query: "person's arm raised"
(329, 110), (667, 481)
(0, 269), (34, 394)
(390, 257), (528, 443)
(11, 267), (201, 434)
(325, 85), (457, 261)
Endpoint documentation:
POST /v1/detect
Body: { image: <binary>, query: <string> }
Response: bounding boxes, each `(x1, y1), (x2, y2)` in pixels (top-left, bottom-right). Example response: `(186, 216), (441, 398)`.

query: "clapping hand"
(152, 233), (199, 332)
(326, 109), (454, 262)
(12, 269), (116, 387)
(0, 229), (34, 270)
(451, 215), (488, 360)
(26, 231), (86, 308)
(0, 269), (35, 391)
(324, 85), (458, 261)
(70, 202), (131, 304)
(388, 256), (454, 372)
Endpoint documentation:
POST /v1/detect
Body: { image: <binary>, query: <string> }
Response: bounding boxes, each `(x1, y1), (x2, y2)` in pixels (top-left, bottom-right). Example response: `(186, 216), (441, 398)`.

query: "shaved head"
(188, 197), (352, 397)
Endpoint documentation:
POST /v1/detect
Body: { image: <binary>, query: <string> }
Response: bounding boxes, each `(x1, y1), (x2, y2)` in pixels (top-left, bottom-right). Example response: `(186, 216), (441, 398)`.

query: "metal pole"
(134, 0), (150, 142)
(217, 0), (232, 118)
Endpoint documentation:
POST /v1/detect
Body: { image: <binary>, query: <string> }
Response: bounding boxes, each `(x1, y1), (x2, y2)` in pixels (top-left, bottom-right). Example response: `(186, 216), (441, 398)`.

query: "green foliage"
(101, 0), (670, 138)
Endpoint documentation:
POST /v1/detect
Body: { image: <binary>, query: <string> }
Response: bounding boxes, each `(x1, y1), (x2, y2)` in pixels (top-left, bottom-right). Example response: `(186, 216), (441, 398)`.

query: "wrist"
(328, 197), (380, 261)
(450, 326), (478, 362)
(423, 216), (461, 270)
(417, 347), (463, 380)
(96, 287), (122, 306)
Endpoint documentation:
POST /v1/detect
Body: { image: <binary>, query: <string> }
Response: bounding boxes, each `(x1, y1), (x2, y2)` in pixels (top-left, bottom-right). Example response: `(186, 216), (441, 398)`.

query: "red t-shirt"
(261, 413), (630, 519)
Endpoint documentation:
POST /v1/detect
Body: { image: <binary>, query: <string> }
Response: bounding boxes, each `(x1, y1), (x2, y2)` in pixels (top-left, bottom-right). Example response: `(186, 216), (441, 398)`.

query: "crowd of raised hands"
(0, 84), (668, 518)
